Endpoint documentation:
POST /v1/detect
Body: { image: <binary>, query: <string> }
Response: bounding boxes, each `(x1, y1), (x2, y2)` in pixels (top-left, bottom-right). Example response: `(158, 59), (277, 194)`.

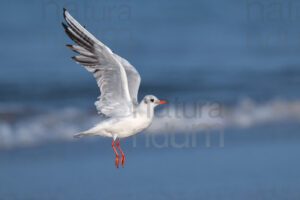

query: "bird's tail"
(74, 132), (85, 138)
(73, 131), (97, 138)
(73, 125), (105, 138)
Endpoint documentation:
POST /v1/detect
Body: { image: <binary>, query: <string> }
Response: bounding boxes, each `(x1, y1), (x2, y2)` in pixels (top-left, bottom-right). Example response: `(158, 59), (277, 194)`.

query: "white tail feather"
(73, 132), (96, 138)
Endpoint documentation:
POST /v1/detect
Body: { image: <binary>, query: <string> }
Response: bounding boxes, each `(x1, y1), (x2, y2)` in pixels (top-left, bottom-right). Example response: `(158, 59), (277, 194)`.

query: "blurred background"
(1, 0), (300, 199)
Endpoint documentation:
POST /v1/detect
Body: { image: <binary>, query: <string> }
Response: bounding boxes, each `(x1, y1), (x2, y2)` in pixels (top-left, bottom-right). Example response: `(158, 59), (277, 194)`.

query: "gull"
(62, 8), (167, 168)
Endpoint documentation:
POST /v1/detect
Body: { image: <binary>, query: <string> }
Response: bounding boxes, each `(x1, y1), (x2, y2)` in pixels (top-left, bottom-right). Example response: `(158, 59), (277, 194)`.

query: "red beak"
(157, 100), (167, 104)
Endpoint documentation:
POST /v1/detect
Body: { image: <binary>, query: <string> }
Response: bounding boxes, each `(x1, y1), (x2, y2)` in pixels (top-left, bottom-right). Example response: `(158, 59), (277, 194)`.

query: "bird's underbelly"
(104, 116), (152, 138)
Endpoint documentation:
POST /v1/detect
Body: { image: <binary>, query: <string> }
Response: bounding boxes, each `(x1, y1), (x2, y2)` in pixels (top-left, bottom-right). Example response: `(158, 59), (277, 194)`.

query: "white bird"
(62, 8), (167, 168)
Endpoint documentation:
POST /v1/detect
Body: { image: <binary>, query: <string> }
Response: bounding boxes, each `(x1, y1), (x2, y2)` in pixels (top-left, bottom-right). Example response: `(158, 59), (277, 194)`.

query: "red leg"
(112, 140), (119, 168)
(116, 139), (125, 167)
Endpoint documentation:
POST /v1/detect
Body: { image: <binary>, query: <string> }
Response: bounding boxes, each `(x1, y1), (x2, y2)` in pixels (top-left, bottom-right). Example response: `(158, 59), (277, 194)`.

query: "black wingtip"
(63, 8), (67, 18)
(61, 22), (68, 30)
(66, 44), (72, 48)
(71, 56), (76, 60)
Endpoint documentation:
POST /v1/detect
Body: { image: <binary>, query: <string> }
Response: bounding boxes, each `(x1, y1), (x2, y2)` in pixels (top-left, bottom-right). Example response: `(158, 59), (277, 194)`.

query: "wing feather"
(113, 54), (141, 104)
(62, 8), (135, 117)
(66, 45), (96, 58)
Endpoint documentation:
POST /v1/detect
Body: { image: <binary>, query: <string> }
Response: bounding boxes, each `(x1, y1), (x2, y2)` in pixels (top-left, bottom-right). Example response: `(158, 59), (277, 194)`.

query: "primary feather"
(62, 8), (141, 117)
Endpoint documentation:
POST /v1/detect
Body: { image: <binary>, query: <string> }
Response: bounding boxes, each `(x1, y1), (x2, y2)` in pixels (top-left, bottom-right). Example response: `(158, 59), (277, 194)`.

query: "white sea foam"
(0, 99), (299, 149)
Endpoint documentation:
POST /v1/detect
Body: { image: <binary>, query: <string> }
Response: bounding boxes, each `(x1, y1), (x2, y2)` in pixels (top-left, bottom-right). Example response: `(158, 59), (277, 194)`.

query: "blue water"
(1, 125), (300, 200)
(0, 0), (300, 199)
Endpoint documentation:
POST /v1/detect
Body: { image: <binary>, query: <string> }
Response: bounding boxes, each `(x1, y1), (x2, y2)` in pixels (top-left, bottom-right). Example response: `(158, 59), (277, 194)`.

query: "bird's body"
(76, 101), (155, 139)
(62, 8), (166, 168)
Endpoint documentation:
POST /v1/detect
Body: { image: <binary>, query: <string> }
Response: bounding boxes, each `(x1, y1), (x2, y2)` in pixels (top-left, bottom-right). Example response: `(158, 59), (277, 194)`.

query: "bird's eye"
(150, 99), (154, 102)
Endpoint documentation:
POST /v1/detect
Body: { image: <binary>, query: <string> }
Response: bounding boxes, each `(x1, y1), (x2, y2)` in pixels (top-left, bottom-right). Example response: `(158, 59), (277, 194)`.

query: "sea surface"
(0, 0), (300, 199)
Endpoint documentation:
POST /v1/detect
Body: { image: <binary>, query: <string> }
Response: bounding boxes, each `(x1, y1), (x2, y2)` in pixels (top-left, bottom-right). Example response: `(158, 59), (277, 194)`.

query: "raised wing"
(62, 8), (137, 117)
(113, 54), (141, 105)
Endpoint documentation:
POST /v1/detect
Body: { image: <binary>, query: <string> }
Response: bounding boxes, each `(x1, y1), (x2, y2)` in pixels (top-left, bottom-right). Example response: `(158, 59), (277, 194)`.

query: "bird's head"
(141, 95), (167, 108)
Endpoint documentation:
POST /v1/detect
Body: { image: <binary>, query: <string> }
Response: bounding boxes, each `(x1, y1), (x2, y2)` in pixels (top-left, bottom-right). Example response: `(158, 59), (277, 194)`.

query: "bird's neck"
(135, 103), (154, 119)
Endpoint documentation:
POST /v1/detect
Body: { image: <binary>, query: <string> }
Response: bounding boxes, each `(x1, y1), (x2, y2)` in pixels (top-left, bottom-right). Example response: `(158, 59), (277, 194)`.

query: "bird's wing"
(62, 8), (136, 117)
(113, 54), (141, 105)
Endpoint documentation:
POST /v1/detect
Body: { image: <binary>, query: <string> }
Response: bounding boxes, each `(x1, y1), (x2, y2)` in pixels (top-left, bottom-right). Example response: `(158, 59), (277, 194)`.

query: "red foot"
(112, 140), (119, 168)
(116, 139), (125, 167)
(121, 154), (125, 167)
(115, 155), (119, 168)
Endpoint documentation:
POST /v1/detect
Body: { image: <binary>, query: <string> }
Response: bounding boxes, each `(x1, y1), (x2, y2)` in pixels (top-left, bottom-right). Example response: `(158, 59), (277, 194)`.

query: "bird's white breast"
(102, 112), (153, 138)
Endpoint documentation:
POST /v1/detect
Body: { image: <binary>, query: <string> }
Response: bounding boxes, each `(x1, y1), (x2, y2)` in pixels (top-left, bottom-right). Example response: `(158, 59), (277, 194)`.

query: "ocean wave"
(149, 98), (300, 133)
(0, 99), (299, 149)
